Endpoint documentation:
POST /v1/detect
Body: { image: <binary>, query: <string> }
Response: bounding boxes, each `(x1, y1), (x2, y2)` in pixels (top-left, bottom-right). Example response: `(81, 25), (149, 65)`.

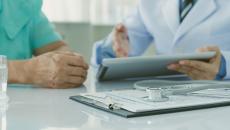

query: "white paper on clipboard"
(80, 88), (230, 113)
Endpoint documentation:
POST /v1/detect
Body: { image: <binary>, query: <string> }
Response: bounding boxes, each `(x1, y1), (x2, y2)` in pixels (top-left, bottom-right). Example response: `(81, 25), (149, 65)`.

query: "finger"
(113, 42), (128, 57)
(113, 45), (128, 57)
(64, 76), (85, 85)
(113, 45), (129, 58)
(42, 79), (77, 89)
(115, 23), (127, 33)
(205, 46), (222, 64)
(168, 64), (204, 79)
(198, 46), (220, 52)
(63, 55), (88, 69)
(116, 24), (128, 40)
(50, 82), (80, 89)
(55, 51), (77, 56)
(113, 24), (129, 57)
(179, 60), (219, 79)
(168, 64), (191, 74)
(197, 46), (221, 63)
(179, 60), (211, 72)
(52, 52), (88, 69)
(65, 66), (87, 78)
(114, 29), (125, 47)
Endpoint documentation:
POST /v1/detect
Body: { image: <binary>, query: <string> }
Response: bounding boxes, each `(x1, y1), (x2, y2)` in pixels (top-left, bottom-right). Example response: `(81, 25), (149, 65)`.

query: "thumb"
(116, 23), (127, 33)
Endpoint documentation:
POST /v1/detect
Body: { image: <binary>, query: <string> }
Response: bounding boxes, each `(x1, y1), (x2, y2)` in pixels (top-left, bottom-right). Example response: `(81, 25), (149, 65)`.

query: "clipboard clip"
(105, 97), (122, 110)
(82, 94), (123, 110)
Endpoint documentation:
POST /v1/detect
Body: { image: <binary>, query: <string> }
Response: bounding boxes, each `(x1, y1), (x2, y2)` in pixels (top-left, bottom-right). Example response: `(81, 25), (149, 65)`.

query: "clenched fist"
(26, 51), (88, 88)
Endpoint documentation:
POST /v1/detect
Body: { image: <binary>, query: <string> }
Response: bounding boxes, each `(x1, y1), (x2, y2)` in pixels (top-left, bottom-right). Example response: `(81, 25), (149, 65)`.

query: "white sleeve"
(91, 6), (154, 67)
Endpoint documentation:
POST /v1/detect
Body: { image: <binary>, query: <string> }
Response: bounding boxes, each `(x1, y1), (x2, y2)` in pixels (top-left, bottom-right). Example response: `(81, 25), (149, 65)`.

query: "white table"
(1, 68), (230, 130)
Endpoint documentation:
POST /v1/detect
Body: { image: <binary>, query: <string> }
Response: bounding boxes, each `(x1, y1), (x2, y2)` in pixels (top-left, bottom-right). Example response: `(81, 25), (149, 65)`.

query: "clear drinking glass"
(0, 56), (7, 93)
(0, 56), (8, 128)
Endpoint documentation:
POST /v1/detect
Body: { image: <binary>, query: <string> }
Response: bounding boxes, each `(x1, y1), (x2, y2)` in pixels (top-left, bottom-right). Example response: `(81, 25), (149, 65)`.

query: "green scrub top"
(0, 0), (62, 60)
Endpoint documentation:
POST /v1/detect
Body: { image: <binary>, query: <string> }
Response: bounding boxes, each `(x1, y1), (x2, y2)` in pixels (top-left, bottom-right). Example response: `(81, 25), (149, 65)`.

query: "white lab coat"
(91, 0), (230, 79)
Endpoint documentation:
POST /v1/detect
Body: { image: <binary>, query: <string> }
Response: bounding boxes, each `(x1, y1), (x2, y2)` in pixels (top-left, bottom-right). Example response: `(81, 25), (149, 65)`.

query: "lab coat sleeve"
(91, 6), (154, 67)
(221, 51), (230, 79)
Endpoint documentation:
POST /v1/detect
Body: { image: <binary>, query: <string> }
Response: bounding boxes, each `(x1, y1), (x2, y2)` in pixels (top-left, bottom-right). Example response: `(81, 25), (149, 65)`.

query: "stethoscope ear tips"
(144, 87), (169, 102)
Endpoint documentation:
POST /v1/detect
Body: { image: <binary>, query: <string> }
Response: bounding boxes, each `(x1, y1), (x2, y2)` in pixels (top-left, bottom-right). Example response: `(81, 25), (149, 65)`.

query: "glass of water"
(0, 56), (7, 93)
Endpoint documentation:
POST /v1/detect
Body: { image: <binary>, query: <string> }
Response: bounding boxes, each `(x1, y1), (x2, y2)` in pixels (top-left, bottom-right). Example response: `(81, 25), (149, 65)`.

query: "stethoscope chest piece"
(144, 88), (169, 102)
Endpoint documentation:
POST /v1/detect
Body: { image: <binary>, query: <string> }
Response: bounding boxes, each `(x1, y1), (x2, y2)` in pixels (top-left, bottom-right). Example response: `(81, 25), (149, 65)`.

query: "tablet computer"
(97, 52), (216, 81)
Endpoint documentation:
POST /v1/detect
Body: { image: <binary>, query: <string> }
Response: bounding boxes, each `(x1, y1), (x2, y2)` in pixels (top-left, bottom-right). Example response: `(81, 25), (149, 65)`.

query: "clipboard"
(70, 88), (230, 118)
(97, 52), (216, 81)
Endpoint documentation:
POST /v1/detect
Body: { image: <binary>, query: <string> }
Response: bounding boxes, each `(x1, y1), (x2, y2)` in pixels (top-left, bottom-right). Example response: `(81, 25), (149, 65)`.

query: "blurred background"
(42, 0), (154, 63)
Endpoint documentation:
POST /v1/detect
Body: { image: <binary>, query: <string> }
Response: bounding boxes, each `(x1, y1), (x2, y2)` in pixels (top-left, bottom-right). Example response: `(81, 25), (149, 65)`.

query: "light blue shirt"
(91, 0), (230, 79)
(0, 0), (62, 60)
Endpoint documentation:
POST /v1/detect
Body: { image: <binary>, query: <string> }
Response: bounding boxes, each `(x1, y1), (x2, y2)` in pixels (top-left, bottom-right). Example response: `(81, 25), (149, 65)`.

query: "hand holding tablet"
(97, 51), (216, 81)
(167, 46), (223, 80)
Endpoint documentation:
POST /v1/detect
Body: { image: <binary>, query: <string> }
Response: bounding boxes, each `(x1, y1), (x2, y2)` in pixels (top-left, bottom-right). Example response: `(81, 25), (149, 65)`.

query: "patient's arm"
(7, 41), (89, 89)
(34, 40), (71, 55)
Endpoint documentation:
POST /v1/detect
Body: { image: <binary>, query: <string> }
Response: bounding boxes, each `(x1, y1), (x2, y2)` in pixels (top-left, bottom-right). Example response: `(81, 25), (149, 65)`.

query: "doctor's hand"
(168, 46), (222, 80)
(26, 51), (88, 89)
(112, 24), (130, 58)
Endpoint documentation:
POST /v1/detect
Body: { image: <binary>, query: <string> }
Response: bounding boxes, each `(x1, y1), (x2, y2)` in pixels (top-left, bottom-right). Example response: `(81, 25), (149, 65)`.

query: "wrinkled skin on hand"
(27, 51), (89, 88)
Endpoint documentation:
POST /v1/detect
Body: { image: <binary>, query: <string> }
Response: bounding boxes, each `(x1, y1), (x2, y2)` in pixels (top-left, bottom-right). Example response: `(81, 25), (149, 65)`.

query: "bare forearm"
(53, 44), (71, 52)
(34, 41), (71, 56)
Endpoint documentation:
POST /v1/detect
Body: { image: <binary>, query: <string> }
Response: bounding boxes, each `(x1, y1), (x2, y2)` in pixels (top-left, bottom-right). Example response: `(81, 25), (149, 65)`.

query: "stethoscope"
(144, 87), (169, 102)
(134, 80), (230, 102)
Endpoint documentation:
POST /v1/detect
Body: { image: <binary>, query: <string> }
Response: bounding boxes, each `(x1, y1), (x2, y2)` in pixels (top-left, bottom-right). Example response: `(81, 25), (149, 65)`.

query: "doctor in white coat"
(91, 0), (230, 80)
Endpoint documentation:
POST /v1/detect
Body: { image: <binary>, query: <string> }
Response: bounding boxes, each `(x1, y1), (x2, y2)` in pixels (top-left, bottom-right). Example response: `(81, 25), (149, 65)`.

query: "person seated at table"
(91, 0), (230, 80)
(0, 0), (88, 88)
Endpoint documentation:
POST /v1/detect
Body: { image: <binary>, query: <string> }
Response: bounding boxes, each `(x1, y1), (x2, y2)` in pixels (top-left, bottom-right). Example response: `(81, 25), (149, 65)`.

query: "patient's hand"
(27, 51), (89, 88)
(167, 46), (222, 80)
(112, 24), (130, 58)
